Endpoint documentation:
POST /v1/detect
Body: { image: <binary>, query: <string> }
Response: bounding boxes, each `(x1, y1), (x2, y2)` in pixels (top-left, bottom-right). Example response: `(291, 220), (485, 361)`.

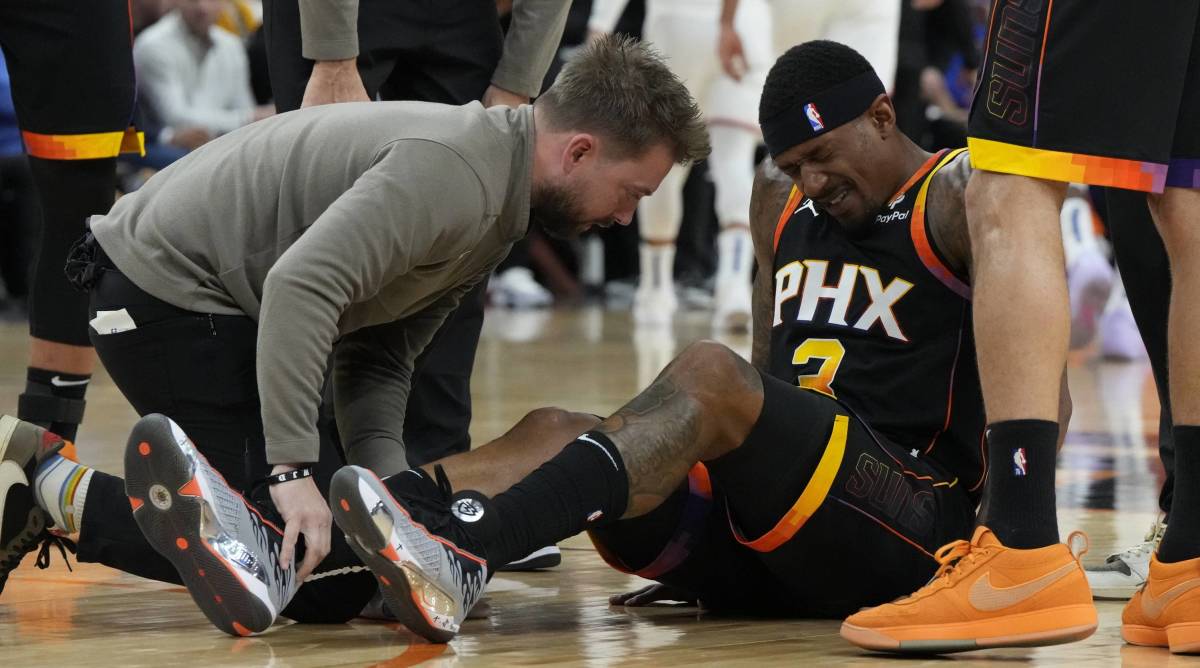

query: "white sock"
(639, 243), (675, 293)
(33, 454), (94, 534)
(715, 226), (753, 283)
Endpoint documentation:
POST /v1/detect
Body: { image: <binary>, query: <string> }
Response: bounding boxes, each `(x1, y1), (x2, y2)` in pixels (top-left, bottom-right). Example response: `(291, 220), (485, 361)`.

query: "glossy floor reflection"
(0, 308), (1176, 666)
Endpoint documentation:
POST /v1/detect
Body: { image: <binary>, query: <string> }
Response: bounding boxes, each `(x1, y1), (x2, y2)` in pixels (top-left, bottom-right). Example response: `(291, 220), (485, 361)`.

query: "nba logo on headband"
(804, 103), (825, 132)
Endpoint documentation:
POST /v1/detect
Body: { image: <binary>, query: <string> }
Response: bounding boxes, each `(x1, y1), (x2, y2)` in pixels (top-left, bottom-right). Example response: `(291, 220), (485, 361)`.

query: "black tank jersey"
(768, 148), (986, 500)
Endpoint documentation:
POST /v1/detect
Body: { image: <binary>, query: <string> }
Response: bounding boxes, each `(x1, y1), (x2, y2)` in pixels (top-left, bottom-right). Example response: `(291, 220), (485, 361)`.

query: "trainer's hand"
(718, 23), (746, 81)
(609, 583), (699, 607)
(301, 59), (370, 108)
(482, 84), (528, 109)
(269, 467), (331, 581)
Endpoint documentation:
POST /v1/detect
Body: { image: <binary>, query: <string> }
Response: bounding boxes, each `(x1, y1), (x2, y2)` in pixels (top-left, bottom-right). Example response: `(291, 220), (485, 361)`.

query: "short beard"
(530, 181), (593, 240)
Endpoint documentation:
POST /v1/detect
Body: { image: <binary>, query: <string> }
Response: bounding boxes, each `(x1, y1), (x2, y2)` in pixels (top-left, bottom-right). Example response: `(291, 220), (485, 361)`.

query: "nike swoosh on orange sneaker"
(968, 562), (1078, 611)
(1140, 578), (1200, 619)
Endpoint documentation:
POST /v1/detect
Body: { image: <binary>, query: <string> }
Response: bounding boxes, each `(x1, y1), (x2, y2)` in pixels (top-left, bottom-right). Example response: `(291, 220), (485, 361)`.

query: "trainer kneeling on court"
(0, 36), (709, 636)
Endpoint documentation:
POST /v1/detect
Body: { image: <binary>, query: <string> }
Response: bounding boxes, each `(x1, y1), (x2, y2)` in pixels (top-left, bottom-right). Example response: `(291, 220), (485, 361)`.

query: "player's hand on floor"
(269, 470), (332, 580)
(609, 583), (699, 607)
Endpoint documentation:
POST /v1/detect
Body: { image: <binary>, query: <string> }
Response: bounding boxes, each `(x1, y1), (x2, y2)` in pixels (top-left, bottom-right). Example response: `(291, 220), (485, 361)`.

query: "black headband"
(761, 70), (886, 158)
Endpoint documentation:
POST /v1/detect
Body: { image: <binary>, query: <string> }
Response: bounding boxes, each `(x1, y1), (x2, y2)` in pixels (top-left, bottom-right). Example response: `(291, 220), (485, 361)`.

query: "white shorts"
(769, 0), (900, 90)
(643, 0), (771, 132)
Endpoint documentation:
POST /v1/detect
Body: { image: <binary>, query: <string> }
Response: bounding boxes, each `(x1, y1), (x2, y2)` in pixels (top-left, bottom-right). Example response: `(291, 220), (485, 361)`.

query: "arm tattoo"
(600, 377), (704, 515)
(598, 346), (764, 516)
(926, 152), (974, 279)
(749, 160), (794, 371)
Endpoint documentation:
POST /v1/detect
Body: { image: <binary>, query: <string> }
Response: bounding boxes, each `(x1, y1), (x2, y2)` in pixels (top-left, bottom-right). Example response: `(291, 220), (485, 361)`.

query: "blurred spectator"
(216, 0), (261, 38)
(0, 51), (37, 317)
(131, 0), (175, 35)
(894, 0), (982, 150)
(134, 0), (272, 151)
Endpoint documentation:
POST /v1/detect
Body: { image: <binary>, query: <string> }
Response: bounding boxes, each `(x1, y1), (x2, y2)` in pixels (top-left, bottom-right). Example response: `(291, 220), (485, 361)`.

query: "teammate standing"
(847, 0), (1200, 655)
(0, 2), (141, 443)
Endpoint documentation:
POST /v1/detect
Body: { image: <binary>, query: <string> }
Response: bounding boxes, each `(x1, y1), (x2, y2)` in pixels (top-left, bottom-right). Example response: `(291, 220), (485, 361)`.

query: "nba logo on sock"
(1013, 447), (1027, 477)
(804, 103), (825, 132)
(587, 510), (604, 522)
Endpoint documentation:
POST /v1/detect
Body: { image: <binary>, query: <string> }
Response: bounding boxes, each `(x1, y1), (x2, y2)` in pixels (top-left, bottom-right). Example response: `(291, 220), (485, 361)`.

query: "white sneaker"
(712, 275), (752, 332)
(633, 285), (677, 326)
(489, 267), (552, 309)
(1087, 519), (1166, 599)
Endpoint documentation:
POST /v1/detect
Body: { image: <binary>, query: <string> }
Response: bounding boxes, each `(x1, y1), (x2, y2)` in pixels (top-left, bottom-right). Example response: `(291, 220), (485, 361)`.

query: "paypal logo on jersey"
(875, 210), (911, 224)
(805, 103), (825, 132)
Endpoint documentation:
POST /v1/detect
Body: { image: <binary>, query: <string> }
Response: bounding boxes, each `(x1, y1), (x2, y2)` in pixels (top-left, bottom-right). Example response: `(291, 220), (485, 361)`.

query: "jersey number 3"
(792, 338), (845, 398)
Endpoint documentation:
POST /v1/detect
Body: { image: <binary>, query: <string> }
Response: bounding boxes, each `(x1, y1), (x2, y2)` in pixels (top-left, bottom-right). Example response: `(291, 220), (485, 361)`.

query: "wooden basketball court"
(0, 308), (1175, 666)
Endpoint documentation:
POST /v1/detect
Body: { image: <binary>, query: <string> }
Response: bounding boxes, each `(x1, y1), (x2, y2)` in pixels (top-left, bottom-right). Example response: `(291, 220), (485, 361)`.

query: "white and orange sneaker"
(1122, 553), (1200, 654)
(841, 526), (1097, 654)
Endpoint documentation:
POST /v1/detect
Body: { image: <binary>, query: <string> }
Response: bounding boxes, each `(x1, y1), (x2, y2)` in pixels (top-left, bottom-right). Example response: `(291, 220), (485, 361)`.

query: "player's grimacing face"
(772, 118), (892, 237)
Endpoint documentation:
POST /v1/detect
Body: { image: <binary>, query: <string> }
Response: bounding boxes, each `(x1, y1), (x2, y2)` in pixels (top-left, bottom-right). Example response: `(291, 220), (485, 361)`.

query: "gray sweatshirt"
(298, 0), (571, 99)
(91, 101), (534, 469)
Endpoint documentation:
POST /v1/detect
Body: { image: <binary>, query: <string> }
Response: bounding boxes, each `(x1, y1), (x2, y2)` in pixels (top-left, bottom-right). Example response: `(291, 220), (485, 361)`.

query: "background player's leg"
(21, 157), (115, 441)
(631, 9), (712, 326)
(634, 166), (687, 325)
(1147, 186), (1200, 563)
(1106, 190), (1174, 512)
(707, 0), (770, 332)
(1083, 188), (1173, 597)
(965, 170), (1066, 549)
(1, 0), (137, 443)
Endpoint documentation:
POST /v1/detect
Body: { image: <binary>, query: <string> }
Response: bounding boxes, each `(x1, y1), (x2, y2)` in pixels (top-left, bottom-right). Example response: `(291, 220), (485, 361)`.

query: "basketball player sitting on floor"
(321, 40), (1084, 646)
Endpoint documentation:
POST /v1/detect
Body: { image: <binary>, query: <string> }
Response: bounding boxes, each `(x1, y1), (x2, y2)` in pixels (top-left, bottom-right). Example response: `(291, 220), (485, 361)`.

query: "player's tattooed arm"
(750, 159), (795, 371)
(926, 150), (974, 280)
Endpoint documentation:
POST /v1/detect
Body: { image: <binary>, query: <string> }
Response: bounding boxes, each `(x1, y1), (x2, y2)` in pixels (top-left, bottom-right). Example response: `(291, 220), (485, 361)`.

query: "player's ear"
(867, 94), (897, 136)
(562, 134), (596, 174)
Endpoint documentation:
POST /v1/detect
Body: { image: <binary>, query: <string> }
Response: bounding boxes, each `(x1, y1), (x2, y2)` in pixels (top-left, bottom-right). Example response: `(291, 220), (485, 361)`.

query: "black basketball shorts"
(0, 0), (142, 160)
(968, 0), (1200, 192)
(591, 373), (977, 618)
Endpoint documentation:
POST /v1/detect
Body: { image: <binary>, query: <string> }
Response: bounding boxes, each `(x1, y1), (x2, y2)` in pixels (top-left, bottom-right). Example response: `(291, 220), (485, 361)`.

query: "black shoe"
(0, 416), (73, 596)
(330, 464), (489, 642)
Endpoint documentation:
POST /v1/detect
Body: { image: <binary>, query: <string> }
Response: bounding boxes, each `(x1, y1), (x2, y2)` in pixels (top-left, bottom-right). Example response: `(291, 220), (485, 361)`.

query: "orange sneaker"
(840, 526), (1097, 654)
(1122, 553), (1200, 653)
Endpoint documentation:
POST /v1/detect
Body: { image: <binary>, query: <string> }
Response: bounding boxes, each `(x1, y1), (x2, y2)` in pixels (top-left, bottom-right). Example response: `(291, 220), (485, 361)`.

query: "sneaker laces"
(932, 539), (985, 580)
(35, 534), (76, 571)
(902, 538), (989, 599)
(387, 465), (456, 532)
(2, 530), (76, 575)
(1106, 520), (1166, 565)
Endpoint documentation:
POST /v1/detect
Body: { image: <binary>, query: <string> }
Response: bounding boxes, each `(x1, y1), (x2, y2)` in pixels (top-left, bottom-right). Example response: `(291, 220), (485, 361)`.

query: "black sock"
(1156, 425), (1200, 562)
(19, 367), (90, 441)
(481, 432), (629, 567)
(977, 419), (1060, 549)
